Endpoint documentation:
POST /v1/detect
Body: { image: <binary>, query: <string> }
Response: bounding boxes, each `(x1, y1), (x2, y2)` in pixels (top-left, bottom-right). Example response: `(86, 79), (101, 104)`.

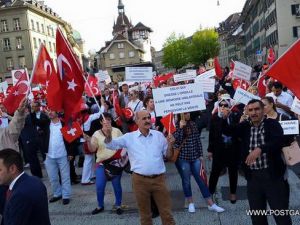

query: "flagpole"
(168, 113), (172, 134)
(82, 74), (102, 112)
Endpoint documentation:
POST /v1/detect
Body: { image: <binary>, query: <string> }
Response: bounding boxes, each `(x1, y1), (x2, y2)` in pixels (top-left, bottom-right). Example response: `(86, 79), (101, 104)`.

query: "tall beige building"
(0, 0), (84, 83)
(97, 0), (153, 81)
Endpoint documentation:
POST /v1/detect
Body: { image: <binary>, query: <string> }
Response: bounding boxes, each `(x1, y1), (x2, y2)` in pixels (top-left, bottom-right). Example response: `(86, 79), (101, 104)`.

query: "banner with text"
(196, 69), (216, 80)
(152, 83), (206, 117)
(194, 79), (215, 93)
(0, 81), (8, 93)
(233, 61), (252, 81)
(173, 71), (197, 83)
(125, 67), (153, 82)
(279, 120), (299, 135)
(233, 87), (260, 105)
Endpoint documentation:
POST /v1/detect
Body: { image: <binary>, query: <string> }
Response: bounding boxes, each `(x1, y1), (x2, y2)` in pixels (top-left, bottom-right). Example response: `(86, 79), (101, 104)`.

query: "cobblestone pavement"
(37, 131), (300, 225)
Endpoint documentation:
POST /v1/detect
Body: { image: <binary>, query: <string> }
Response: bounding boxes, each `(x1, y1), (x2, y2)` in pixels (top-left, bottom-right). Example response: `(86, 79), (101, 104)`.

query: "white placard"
(195, 79), (215, 93)
(291, 97), (300, 115)
(233, 61), (252, 81)
(195, 69), (216, 81)
(125, 67), (153, 82)
(186, 69), (197, 76)
(173, 72), (196, 83)
(95, 70), (110, 82)
(0, 81), (8, 93)
(11, 69), (26, 85)
(279, 120), (299, 135)
(152, 83), (206, 117)
(233, 87), (260, 105)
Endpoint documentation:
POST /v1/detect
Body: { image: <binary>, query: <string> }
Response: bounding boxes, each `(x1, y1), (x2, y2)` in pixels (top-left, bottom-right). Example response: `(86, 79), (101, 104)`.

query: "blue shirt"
(105, 129), (168, 175)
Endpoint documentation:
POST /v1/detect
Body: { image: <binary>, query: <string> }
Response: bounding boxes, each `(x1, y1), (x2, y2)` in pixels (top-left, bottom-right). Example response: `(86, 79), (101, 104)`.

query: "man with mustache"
(221, 99), (291, 225)
(102, 110), (176, 225)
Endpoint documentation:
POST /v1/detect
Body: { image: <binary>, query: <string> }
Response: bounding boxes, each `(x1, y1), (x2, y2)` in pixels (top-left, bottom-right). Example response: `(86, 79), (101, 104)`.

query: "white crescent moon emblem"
(57, 54), (72, 80)
(17, 80), (30, 95)
(92, 87), (99, 95)
(44, 60), (52, 76)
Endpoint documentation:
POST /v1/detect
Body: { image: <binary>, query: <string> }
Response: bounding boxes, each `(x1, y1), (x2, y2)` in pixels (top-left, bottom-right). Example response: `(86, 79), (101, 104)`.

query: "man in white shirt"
(44, 111), (72, 205)
(266, 82), (293, 117)
(102, 110), (175, 225)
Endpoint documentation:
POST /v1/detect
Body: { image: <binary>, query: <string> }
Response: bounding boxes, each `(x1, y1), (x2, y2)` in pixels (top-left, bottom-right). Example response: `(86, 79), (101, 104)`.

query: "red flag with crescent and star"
(160, 112), (176, 134)
(84, 74), (100, 97)
(56, 28), (84, 121)
(31, 43), (62, 111)
(3, 71), (29, 115)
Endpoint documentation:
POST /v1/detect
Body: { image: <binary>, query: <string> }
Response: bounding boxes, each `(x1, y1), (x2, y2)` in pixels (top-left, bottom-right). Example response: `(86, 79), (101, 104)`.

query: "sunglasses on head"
(219, 103), (229, 108)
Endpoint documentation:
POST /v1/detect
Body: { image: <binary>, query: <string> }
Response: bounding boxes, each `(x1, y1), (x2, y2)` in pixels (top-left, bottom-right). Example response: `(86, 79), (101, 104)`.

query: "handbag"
(169, 138), (188, 163)
(282, 140), (300, 166)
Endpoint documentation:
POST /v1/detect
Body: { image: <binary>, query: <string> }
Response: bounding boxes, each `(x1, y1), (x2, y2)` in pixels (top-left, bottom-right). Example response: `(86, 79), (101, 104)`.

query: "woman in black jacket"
(208, 96), (241, 203)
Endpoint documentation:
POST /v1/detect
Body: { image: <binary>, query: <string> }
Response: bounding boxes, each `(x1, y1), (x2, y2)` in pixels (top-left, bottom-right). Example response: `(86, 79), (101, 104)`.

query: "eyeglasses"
(141, 116), (151, 120)
(219, 104), (229, 108)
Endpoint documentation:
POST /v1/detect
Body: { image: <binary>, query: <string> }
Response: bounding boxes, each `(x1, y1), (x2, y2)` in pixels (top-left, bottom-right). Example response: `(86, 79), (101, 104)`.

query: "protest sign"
(0, 81), (8, 93)
(233, 87), (260, 105)
(152, 83), (206, 117)
(233, 61), (252, 81)
(125, 67), (153, 82)
(279, 120), (299, 135)
(195, 69), (216, 81)
(173, 71), (196, 83)
(194, 79), (215, 93)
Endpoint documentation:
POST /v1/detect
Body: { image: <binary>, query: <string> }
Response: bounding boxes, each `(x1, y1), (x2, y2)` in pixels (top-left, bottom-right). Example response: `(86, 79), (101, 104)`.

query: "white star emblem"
(67, 79), (78, 91)
(67, 128), (77, 136)
(13, 90), (19, 96)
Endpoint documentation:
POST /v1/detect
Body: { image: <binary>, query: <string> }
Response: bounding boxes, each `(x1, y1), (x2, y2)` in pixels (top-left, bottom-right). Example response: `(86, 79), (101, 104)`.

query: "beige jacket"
(0, 110), (26, 151)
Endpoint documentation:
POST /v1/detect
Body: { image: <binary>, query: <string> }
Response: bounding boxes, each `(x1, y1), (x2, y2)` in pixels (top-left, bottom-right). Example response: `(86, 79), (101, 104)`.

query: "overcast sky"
(45, 0), (246, 54)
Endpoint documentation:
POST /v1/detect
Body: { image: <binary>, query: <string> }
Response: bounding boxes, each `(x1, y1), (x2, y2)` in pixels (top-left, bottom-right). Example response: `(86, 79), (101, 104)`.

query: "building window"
(109, 53), (115, 59)
(38, 38), (42, 46)
(16, 37), (23, 49)
(291, 4), (300, 16)
(13, 18), (21, 30)
(36, 22), (40, 32)
(129, 51), (135, 58)
(33, 37), (37, 49)
(31, 19), (35, 30)
(49, 42), (52, 52)
(3, 38), (11, 51)
(119, 52), (125, 59)
(18, 56), (25, 68)
(293, 26), (300, 38)
(47, 26), (50, 36)
(53, 43), (56, 51)
(6, 57), (13, 70)
(117, 43), (124, 49)
(41, 24), (44, 33)
(1, 20), (8, 32)
(51, 28), (54, 37)
(43, 40), (46, 45)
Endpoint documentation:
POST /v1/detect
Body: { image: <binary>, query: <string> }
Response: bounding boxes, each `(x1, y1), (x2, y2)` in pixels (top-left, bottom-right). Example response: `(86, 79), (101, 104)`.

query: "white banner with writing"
(279, 120), (299, 135)
(0, 81), (8, 93)
(195, 79), (215, 93)
(152, 83), (206, 117)
(233, 87), (260, 105)
(233, 61), (252, 81)
(173, 72), (196, 83)
(125, 67), (153, 82)
(196, 69), (216, 80)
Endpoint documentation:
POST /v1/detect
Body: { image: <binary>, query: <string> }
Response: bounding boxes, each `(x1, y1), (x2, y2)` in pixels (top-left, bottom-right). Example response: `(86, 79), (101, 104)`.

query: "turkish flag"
(214, 57), (223, 79)
(257, 74), (267, 97)
(200, 162), (208, 186)
(56, 28), (84, 121)
(232, 78), (250, 91)
(265, 39), (300, 99)
(267, 48), (276, 65)
(113, 93), (123, 117)
(0, 93), (5, 104)
(3, 71), (29, 115)
(60, 122), (83, 143)
(85, 74), (100, 97)
(160, 112), (176, 134)
(153, 73), (173, 87)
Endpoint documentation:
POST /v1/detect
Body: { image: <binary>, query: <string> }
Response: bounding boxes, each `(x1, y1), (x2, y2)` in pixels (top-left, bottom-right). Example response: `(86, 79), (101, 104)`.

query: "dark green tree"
(189, 28), (220, 66)
(162, 33), (189, 71)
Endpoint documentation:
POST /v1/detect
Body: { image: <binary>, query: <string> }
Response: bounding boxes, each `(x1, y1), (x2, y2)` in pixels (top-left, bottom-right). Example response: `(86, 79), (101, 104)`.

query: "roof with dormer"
(130, 22), (152, 32)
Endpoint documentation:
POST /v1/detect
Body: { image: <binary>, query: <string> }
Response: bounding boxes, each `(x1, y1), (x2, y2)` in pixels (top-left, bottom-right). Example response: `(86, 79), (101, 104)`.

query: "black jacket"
(235, 118), (286, 180)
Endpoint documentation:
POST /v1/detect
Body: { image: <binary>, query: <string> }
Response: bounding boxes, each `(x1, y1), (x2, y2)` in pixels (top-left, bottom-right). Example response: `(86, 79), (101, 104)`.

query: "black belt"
(134, 172), (163, 179)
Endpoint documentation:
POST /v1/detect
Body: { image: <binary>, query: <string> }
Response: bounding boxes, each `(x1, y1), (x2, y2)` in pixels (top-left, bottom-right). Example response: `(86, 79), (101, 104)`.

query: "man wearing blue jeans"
(44, 111), (73, 205)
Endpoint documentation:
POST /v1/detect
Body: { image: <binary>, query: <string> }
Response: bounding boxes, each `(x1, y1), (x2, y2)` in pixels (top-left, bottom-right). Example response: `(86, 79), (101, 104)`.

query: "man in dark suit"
(0, 149), (50, 225)
(19, 101), (50, 178)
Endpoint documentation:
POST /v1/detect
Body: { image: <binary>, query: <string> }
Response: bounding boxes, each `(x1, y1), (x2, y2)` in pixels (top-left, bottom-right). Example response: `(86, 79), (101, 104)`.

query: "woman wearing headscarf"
(208, 95), (241, 203)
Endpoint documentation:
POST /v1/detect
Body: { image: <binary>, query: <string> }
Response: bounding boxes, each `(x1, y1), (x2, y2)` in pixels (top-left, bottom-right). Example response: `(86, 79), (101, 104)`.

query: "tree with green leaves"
(189, 28), (220, 66)
(162, 33), (189, 71)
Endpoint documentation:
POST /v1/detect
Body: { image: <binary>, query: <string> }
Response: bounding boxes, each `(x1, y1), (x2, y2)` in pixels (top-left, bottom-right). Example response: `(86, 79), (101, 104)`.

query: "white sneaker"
(188, 203), (196, 213)
(208, 204), (225, 213)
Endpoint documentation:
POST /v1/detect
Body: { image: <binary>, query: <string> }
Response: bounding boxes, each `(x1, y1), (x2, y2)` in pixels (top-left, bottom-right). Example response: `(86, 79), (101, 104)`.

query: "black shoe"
(92, 207), (104, 215)
(71, 180), (80, 185)
(116, 207), (123, 215)
(49, 196), (62, 203)
(62, 199), (70, 205)
(152, 211), (159, 218)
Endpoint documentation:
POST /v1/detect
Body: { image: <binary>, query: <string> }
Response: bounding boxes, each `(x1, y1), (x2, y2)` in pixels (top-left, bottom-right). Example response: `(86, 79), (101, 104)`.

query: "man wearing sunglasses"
(102, 110), (175, 225)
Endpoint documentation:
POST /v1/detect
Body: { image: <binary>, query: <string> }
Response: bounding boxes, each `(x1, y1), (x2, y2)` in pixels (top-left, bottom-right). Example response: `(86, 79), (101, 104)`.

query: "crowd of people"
(0, 62), (299, 225)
